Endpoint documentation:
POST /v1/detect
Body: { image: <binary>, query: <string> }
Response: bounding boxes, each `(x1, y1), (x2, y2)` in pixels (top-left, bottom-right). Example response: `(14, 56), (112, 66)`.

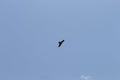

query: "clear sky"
(0, 0), (120, 80)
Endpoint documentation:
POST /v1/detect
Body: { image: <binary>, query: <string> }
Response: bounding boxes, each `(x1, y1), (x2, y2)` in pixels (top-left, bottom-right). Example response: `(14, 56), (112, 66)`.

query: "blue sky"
(0, 0), (120, 80)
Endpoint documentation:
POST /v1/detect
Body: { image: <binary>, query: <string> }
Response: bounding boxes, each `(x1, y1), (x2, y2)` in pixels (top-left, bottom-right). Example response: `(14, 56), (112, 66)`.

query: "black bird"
(58, 40), (64, 47)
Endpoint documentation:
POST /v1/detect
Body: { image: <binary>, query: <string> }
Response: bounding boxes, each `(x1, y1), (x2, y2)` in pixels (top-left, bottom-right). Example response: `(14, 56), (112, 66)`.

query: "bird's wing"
(61, 40), (64, 43)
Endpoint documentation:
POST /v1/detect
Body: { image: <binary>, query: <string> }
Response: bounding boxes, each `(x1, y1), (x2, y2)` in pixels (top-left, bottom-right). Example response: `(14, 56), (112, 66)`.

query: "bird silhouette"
(58, 40), (64, 47)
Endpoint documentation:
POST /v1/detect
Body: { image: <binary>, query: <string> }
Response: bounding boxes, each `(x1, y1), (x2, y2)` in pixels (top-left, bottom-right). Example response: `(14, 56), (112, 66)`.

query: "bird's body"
(58, 40), (64, 47)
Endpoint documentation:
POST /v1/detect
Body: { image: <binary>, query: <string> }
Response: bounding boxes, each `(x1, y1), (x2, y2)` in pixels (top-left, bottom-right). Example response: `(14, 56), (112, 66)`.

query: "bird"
(58, 40), (64, 47)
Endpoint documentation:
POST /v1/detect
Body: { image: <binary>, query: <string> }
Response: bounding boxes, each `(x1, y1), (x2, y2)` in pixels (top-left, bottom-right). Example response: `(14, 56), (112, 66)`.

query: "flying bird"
(58, 40), (64, 47)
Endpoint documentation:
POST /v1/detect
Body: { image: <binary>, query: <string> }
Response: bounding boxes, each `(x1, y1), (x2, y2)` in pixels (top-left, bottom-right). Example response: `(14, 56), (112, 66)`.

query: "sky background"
(0, 0), (120, 80)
